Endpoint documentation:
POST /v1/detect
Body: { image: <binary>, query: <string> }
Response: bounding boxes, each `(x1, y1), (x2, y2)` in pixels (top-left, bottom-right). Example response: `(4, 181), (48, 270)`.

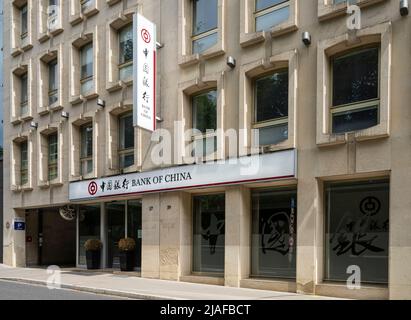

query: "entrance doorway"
(26, 208), (76, 267)
(106, 200), (142, 270)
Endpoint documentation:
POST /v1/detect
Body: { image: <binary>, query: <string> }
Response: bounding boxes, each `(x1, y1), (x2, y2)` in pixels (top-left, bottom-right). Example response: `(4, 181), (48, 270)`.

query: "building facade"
(2, 0), (411, 299)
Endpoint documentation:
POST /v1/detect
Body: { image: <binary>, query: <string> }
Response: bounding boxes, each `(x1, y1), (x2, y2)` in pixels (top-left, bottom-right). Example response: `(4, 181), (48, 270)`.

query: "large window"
(118, 113), (134, 169)
(20, 141), (28, 185)
(80, 43), (93, 95)
(80, 123), (93, 175)
(254, 70), (288, 146)
(251, 188), (297, 278)
(81, 0), (93, 12)
(20, 73), (28, 116)
(331, 47), (380, 134)
(48, 59), (58, 105)
(48, 133), (58, 181)
(193, 194), (225, 274)
(21, 4), (28, 40)
(119, 24), (133, 81)
(255, 0), (290, 32)
(78, 204), (101, 266)
(192, 0), (218, 54)
(325, 179), (389, 284)
(192, 90), (217, 157)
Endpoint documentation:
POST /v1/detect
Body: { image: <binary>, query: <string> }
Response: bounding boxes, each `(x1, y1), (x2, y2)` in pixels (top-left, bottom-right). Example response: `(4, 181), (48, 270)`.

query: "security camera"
(400, 0), (409, 16)
(302, 31), (311, 46)
(227, 56), (236, 69)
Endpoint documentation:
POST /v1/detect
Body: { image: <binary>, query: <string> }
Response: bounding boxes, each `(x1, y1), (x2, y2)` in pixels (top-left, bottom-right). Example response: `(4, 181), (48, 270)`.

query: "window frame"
(191, 88), (218, 158)
(191, 0), (219, 54)
(118, 112), (135, 169)
(20, 73), (28, 116)
(48, 58), (59, 106)
(20, 3), (28, 40)
(80, 123), (93, 176)
(118, 23), (133, 81)
(48, 132), (58, 181)
(80, 42), (94, 95)
(20, 140), (29, 185)
(252, 68), (289, 146)
(329, 45), (381, 134)
(254, 0), (290, 33)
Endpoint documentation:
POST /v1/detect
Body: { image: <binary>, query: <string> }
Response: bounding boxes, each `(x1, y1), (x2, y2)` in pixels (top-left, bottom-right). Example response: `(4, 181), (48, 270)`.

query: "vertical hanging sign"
(133, 13), (157, 132)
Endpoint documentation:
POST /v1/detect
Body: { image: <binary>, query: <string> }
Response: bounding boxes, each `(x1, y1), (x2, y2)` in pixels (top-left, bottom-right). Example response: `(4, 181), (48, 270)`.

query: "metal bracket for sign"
(156, 116), (164, 122)
(156, 42), (164, 49)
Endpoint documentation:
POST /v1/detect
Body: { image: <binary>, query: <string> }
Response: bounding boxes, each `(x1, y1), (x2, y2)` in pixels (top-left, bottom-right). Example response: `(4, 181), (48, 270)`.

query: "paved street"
(0, 279), (127, 300)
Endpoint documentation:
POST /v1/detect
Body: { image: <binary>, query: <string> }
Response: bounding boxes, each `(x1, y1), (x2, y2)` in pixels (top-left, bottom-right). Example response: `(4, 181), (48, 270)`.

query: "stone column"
(224, 186), (251, 287)
(141, 193), (160, 279)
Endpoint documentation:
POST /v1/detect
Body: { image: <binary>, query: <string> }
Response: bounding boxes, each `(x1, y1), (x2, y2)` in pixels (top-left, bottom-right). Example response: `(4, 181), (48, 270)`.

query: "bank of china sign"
(69, 150), (297, 201)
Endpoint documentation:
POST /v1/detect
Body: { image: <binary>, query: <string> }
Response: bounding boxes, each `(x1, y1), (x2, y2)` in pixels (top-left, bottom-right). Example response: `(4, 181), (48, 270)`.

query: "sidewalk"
(0, 265), (340, 300)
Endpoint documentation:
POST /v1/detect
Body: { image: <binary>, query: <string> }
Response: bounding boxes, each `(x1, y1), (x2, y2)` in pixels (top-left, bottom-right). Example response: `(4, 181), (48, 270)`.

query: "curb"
(0, 277), (178, 300)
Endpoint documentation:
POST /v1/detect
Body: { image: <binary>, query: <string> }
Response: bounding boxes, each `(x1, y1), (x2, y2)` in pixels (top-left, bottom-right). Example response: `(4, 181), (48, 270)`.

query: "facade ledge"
(180, 275), (224, 286)
(240, 278), (297, 293)
(21, 43), (33, 52)
(315, 282), (388, 300)
(11, 185), (33, 192)
(318, 0), (387, 22)
(240, 31), (266, 48)
(11, 48), (24, 57)
(106, 0), (122, 6)
(70, 95), (85, 105)
(70, 14), (84, 26)
(38, 33), (50, 44)
(20, 115), (34, 122)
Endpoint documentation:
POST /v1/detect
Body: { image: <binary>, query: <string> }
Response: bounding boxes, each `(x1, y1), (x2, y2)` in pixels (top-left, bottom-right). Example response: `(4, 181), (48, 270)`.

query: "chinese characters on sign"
(133, 14), (157, 132)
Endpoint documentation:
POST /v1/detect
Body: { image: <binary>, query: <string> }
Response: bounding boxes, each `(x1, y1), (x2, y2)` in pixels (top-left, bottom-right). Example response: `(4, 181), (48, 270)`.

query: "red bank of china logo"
(88, 181), (98, 196)
(141, 28), (151, 43)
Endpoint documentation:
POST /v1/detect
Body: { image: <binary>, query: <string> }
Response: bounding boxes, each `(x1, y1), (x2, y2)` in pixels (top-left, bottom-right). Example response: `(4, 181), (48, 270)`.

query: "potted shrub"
(84, 239), (102, 270)
(118, 238), (136, 271)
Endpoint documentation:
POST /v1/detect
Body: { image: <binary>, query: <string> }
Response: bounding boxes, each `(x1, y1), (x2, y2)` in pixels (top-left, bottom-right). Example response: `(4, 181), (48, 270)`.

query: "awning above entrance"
(69, 149), (297, 201)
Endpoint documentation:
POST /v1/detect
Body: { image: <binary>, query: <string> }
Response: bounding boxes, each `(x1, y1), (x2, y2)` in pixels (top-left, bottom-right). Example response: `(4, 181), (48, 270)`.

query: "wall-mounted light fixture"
(400, 0), (409, 16)
(97, 98), (105, 108)
(29, 121), (38, 129)
(302, 31), (311, 46)
(61, 111), (69, 119)
(227, 56), (236, 69)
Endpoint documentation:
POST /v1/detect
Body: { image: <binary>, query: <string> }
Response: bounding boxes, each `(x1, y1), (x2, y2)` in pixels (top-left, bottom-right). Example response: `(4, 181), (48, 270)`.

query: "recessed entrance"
(25, 208), (76, 267)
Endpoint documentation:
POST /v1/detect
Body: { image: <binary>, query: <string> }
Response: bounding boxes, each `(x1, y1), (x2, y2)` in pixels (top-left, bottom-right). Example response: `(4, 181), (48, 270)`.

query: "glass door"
(127, 200), (142, 270)
(106, 202), (125, 268)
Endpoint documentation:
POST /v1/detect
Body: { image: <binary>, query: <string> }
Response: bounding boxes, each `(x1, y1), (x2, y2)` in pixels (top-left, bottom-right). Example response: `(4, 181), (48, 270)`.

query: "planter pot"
(86, 250), (101, 270)
(119, 251), (135, 271)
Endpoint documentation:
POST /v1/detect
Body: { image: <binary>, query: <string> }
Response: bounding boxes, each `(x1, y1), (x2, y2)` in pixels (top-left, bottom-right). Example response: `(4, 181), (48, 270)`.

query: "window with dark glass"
(48, 59), (58, 105)
(193, 194), (225, 274)
(80, 123), (93, 175)
(48, 133), (58, 181)
(192, 90), (217, 157)
(21, 4), (28, 40)
(119, 113), (134, 169)
(251, 188), (297, 278)
(254, 70), (288, 146)
(20, 141), (28, 185)
(192, 0), (218, 54)
(325, 179), (389, 284)
(255, 0), (290, 32)
(119, 24), (133, 81)
(80, 43), (93, 94)
(48, 0), (59, 29)
(81, 0), (93, 12)
(78, 204), (100, 266)
(331, 47), (380, 134)
(20, 73), (28, 116)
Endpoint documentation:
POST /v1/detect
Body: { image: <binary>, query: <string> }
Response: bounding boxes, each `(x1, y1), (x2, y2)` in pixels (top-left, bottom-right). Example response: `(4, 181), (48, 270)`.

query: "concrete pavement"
(0, 265), (340, 300)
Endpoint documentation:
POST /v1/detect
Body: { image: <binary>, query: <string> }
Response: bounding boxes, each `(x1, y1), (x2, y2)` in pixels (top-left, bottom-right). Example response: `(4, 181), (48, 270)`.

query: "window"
(81, 0), (93, 12)
(118, 113), (134, 169)
(48, 0), (59, 29)
(80, 123), (93, 175)
(20, 141), (28, 185)
(254, 70), (288, 146)
(251, 188), (297, 278)
(333, 0), (356, 4)
(192, 0), (218, 54)
(20, 73), (28, 116)
(331, 47), (380, 134)
(48, 59), (58, 105)
(119, 24), (133, 81)
(192, 90), (217, 157)
(21, 4), (28, 40)
(48, 133), (58, 181)
(193, 194), (225, 274)
(255, 0), (290, 32)
(80, 43), (93, 95)
(78, 204), (101, 266)
(325, 179), (389, 284)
